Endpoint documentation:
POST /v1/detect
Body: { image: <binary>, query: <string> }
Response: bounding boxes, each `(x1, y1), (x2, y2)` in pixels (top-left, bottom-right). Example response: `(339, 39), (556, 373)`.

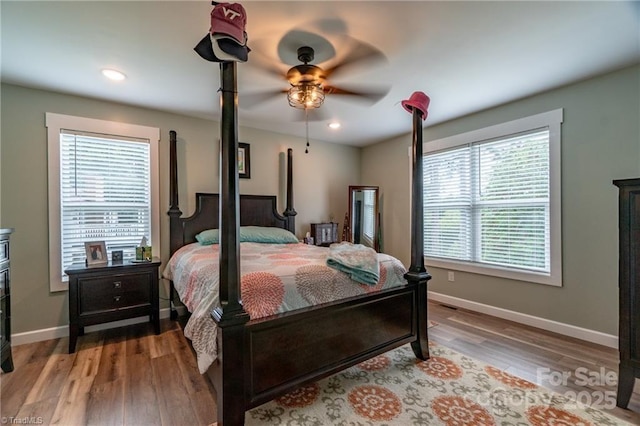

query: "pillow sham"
(195, 228), (219, 245)
(240, 226), (299, 244)
(195, 226), (298, 245)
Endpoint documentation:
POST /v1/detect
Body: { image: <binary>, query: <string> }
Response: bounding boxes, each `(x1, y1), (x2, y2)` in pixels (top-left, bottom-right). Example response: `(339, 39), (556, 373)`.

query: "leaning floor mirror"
(348, 185), (379, 251)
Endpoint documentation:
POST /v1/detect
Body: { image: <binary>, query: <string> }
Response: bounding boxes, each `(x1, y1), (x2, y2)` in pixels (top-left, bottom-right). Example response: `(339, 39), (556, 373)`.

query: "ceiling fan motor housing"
(286, 46), (326, 86)
(287, 64), (325, 86)
(297, 46), (315, 63)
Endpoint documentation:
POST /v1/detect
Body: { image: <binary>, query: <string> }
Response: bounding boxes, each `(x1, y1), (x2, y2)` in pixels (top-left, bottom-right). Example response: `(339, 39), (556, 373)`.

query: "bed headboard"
(169, 193), (291, 255)
(167, 131), (297, 256)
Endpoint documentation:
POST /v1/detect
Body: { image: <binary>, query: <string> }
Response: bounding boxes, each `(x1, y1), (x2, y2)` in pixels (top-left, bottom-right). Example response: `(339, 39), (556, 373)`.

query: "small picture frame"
(238, 142), (251, 179)
(85, 241), (107, 266)
(112, 250), (123, 263)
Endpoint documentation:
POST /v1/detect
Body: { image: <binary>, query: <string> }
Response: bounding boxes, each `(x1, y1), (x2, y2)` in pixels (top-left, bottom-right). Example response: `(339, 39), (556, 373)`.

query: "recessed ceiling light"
(328, 122), (341, 129)
(101, 69), (126, 81)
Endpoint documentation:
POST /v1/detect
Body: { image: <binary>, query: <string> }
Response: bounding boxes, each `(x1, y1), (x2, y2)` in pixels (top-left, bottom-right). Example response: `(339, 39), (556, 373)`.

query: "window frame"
(423, 109), (563, 286)
(46, 113), (160, 291)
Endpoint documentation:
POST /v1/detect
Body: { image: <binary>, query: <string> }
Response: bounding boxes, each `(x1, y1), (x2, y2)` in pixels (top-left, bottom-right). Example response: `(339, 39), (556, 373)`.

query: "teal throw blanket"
(327, 241), (380, 286)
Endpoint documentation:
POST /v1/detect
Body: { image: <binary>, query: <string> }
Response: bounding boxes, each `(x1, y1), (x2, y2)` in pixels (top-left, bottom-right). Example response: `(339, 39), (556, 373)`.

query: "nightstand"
(65, 258), (161, 353)
(1, 229), (14, 373)
(310, 222), (339, 246)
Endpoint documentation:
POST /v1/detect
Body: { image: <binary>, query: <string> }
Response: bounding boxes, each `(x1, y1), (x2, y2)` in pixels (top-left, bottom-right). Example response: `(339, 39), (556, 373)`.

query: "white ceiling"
(2, 1), (639, 147)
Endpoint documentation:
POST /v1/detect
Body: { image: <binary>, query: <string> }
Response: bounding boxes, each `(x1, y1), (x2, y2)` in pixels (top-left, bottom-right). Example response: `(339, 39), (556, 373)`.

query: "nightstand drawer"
(0, 240), (7, 263)
(0, 267), (7, 297)
(79, 273), (151, 314)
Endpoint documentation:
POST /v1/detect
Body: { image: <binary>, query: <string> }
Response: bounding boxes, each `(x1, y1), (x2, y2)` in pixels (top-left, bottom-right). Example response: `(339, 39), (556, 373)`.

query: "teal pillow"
(196, 226), (298, 245)
(240, 226), (299, 244)
(196, 228), (219, 245)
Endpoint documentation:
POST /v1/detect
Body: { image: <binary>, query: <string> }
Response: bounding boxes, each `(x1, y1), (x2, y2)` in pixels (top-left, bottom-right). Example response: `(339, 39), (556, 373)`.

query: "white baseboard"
(428, 291), (618, 349)
(11, 306), (188, 346)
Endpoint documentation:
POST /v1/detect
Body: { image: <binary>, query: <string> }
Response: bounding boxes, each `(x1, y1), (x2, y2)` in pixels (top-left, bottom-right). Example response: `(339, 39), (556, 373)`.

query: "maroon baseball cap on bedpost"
(210, 2), (247, 45)
(401, 91), (430, 120)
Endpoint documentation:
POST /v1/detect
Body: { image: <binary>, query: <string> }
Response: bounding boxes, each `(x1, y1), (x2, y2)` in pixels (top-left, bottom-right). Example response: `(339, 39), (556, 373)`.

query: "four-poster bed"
(165, 61), (431, 425)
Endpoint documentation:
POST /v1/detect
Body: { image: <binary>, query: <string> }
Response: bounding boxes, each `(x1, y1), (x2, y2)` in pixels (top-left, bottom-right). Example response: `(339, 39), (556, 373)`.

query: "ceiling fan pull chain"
(305, 108), (310, 154)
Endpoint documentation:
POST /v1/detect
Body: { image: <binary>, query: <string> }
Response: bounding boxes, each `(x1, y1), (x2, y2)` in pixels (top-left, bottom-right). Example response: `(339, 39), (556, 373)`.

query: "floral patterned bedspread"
(163, 242), (408, 373)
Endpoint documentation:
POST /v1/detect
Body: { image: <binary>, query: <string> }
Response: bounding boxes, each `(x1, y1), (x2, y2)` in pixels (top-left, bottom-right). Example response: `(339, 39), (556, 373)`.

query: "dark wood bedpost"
(212, 61), (250, 426)
(283, 148), (297, 234)
(168, 130), (182, 320)
(404, 108), (432, 361)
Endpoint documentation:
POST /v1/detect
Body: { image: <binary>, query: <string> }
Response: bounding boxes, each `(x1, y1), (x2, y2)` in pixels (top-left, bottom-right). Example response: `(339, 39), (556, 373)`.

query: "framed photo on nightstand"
(85, 241), (107, 265)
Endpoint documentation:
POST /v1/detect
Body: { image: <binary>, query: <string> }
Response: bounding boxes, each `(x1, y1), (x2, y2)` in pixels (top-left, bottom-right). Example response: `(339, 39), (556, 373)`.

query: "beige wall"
(363, 64), (640, 335)
(0, 83), (360, 334)
(4, 65), (638, 337)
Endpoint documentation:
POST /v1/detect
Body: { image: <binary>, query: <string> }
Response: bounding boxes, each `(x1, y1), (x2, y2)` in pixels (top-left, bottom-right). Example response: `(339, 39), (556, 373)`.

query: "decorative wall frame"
(238, 142), (251, 179)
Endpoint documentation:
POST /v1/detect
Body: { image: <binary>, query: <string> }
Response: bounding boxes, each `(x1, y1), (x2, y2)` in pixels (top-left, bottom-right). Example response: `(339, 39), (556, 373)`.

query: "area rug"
(245, 341), (631, 425)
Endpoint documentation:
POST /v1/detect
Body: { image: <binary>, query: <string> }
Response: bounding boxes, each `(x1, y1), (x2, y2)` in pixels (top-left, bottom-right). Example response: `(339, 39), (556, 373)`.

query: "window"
(362, 189), (376, 245)
(46, 113), (160, 291)
(423, 109), (563, 286)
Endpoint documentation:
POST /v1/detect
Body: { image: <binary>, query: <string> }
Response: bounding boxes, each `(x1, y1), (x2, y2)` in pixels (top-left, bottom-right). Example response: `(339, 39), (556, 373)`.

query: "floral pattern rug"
(245, 341), (632, 425)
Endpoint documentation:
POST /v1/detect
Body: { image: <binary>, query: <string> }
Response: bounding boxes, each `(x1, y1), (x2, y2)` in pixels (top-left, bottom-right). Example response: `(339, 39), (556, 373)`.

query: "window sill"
(425, 257), (561, 287)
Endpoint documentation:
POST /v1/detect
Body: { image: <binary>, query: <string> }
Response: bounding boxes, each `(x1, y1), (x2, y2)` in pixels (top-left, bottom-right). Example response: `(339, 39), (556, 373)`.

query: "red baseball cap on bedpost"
(401, 91), (430, 121)
(210, 2), (247, 45)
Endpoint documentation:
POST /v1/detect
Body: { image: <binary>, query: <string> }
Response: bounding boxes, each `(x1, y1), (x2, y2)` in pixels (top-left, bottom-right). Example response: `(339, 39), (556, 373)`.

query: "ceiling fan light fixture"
(287, 83), (325, 109)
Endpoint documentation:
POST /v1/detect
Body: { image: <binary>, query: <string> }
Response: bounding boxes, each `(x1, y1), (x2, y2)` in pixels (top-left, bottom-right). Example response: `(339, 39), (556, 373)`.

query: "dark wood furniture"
(1, 228), (14, 372)
(65, 258), (161, 353)
(614, 178), (640, 410)
(310, 222), (338, 246)
(167, 67), (431, 425)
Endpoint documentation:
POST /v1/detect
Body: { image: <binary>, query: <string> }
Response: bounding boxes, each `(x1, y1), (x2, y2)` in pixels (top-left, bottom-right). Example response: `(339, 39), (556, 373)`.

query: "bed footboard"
(246, 286), (420, 407)
(205, 281), (429, 424)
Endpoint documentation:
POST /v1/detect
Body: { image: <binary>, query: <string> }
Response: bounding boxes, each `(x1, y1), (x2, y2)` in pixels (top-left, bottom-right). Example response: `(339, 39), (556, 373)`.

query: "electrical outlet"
(447, 271), (455, 282)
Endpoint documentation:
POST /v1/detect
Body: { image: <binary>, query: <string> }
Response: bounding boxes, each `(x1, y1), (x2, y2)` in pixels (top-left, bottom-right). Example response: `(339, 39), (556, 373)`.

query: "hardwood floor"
(429, 302), (640, 424)
(1, 302), (639, 425)
(1, 320), (218, 426)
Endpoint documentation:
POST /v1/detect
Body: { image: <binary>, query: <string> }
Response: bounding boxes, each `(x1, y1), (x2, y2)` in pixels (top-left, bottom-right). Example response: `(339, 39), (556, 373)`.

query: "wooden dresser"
(613, 178), (640, 409)
(65, 258), (161, 353)
(1, 228), (14, 372)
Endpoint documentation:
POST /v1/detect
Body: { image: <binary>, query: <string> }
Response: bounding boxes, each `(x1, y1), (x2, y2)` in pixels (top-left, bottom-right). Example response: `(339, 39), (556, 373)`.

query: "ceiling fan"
(241, 40), (390, 117)
(241, 37), (389, 153)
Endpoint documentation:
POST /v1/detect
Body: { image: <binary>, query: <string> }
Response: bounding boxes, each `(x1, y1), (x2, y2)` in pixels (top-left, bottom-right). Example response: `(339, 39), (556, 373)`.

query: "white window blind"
(424, 146), (472, 261)
(425, 129), (549, 273)
(423, 108), (563, 287)
(362, 189), (376, 243)
(59, 131), (152, 273)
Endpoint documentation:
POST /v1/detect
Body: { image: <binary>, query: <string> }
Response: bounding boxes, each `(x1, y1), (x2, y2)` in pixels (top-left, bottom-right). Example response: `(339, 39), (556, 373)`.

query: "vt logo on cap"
(210, 2), (247, 45)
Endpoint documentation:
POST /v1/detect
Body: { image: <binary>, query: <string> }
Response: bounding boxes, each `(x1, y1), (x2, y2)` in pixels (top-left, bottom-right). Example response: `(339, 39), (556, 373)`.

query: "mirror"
(348, 186), (379, 251)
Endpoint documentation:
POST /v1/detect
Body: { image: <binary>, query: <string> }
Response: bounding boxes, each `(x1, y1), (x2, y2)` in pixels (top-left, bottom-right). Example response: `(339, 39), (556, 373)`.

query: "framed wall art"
(238, 142), (251, 179)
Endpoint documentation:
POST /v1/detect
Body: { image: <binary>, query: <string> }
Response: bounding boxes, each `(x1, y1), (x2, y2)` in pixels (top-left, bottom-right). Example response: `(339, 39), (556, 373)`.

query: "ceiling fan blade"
(323, 38), (387, 80)
(245, 38), (289, 82)
(323, 84), (390, 103)
(239, 89), (288, 109)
